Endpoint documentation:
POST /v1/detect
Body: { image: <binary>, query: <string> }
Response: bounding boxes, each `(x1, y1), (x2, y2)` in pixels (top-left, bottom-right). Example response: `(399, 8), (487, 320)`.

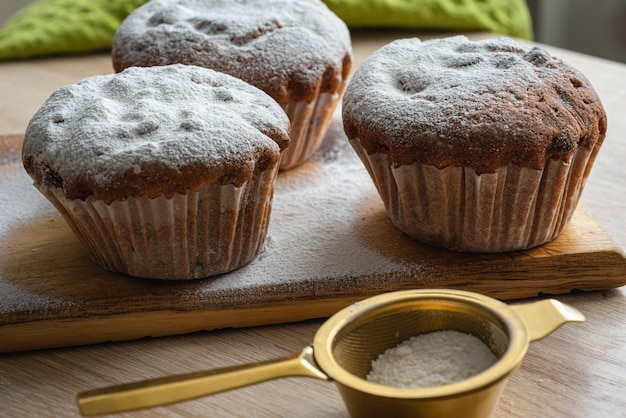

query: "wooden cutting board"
(2, 122), (626, 353)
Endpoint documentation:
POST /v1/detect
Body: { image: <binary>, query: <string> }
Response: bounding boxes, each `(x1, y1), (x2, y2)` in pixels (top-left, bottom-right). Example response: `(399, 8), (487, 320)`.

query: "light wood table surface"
(1, 31), (625, 418)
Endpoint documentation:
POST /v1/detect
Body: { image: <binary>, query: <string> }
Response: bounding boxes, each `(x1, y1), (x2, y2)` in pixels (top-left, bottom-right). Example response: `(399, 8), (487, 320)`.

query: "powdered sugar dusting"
(23, 64), (290, 200)
(112, 0), (351, 101)
(0, 166), (55, 238)
(0, 166), (77, 314)
(2, 108), (409, 321)
(344, 36), (541, 140)
(343, 36), (604, 172)
(199, 119), (408, 292)
(0, 280), (76, 315)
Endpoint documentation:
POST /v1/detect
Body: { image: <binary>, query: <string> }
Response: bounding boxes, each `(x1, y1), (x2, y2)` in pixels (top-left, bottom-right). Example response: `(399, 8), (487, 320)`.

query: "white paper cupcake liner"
(41, 166), (278, 279)
(350, 138), (594, 252)
(279, 86), (345, 170)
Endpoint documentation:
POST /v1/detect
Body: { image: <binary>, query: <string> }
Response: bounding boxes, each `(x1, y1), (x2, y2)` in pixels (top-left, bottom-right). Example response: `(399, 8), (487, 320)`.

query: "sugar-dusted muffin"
(343, 36), (607, 253)
(23, 64), (290, 279)
(111, 0), (352, 171)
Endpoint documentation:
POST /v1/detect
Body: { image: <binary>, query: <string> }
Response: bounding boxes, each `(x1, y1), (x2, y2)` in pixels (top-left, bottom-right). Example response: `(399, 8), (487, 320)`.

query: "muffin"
(343, 36), (607, 253)
(23, 64), (290, 279)
(111, 0), (352, 171)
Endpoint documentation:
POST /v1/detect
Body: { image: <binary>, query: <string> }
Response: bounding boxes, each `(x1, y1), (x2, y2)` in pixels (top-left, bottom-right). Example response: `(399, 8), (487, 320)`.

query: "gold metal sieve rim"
(312, 289), (530, 400)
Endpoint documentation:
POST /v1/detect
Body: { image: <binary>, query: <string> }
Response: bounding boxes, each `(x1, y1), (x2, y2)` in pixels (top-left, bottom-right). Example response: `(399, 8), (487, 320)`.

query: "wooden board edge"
(4, 271), (626, 354)
(0, 298), (356, 353)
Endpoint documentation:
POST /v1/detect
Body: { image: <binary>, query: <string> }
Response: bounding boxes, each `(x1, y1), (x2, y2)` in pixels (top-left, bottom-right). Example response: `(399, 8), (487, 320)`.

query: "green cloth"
(0, 0), (148, 60)
(0, 0), (532, 61)
(325, 0), (533, 40)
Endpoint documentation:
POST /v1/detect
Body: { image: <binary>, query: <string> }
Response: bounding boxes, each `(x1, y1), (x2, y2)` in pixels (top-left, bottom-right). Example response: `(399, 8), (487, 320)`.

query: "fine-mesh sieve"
(326, 302), (511, 379)
(78, 289), (584, 418)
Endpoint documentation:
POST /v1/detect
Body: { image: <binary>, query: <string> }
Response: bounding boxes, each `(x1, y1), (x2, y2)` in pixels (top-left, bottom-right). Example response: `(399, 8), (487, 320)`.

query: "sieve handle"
(511, 299), (585, 342)
(77, 346), (327, 416)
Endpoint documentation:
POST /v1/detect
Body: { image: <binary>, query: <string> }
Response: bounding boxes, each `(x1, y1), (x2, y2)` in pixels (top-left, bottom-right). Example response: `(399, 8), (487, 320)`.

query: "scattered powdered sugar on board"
(0, 280), (74, 315)
(0, 163), (56, 238)
(367, 330), (498, 388)
(198, 117), (409, 294)
(1, 109), (409, 317)
(0, 164), (77, 314)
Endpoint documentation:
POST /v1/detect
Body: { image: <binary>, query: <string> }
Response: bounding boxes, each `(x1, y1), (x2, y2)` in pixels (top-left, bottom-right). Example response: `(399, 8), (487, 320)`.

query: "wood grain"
(2, 132), (625, 353)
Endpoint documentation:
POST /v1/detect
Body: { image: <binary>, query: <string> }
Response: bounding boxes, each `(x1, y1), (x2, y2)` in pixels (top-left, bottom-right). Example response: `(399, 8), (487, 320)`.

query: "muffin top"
(342, 36), (607, 174)
(112, 0), (352, 103)
(23, 64), (290, 203)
